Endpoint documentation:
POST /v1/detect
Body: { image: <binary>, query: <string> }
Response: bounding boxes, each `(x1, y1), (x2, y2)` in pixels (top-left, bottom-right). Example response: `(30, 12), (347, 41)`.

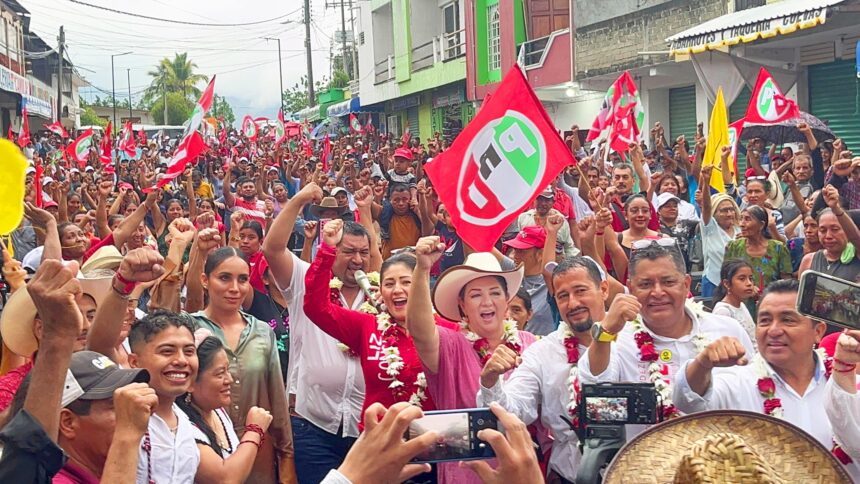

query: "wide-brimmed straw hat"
(431, 252), (524, 322)
(80, 245), (123, 273)
(0, 270), (114, 357)
(310, 197), (349, 218)
(604, 410), (851, 484)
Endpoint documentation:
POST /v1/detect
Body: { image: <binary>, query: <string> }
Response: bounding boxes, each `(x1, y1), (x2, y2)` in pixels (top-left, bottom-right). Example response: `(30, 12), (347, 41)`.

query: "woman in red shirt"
(303, 219), (455, 414)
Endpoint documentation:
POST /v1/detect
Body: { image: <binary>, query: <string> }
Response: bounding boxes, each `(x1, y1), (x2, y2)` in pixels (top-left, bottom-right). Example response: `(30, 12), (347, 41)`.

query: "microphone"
(354, 270), (385, 312)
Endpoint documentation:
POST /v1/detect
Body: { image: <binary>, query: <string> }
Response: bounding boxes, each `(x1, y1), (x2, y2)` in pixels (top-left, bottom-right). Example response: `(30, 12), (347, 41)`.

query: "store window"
(488, 4), (501, 71)
(443, 1), (463, 60)
(387, 114), (401, 137)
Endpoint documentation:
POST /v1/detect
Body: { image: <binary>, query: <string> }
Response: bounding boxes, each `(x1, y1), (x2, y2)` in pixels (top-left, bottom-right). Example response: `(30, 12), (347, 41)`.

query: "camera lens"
(477, 419), (484, 425)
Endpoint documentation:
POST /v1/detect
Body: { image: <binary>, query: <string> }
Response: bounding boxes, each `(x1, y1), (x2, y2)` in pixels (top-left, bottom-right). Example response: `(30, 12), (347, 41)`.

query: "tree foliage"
(211, 94), (236, 127)
(79, 101), (108, 128)
(150, 92), (194, 125)
(282, 75), (329, 114)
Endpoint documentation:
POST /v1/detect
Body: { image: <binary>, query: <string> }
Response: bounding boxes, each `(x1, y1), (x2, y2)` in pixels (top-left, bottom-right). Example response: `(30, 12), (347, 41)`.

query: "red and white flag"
(138, 128), (148, 147)
(119, 121), (136, 157)
(365, 116), (374, 134)
(185, 76), (216, 138)
(147, 131), (206, 191)
(242, 115), (258, 141)
(46, 121), (69, 138)
(321, 134), (331, 172)
(17, 108), (30, 148)
(6, 126), (14, 142)
(67, 128), (94, 169)
(274, 109), (287, 145)
(100, 121), (113, 165)
(744, 67), (800, 125)
(349, 113), (363, 134)
(586, 71), (644, 154)
(425, 67), (573, 251)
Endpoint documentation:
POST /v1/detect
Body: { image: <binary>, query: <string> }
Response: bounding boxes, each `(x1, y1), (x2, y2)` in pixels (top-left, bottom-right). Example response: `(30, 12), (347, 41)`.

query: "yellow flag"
(703, 88), (733, 193)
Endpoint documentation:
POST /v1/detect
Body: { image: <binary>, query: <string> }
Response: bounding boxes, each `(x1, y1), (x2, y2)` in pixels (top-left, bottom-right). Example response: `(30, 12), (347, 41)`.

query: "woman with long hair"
(724, 205), (792, 292)
(711, 259), (757, 342)
(407, 236), (536, 484)
(185, 233), (295, 484)
(176, 334), (274, 484)
(798, 185), (860, 282)
(618, 194), (661, 260)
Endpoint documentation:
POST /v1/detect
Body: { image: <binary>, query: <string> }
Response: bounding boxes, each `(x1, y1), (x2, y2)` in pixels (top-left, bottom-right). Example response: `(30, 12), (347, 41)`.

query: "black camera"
(578, 383), (658, 429)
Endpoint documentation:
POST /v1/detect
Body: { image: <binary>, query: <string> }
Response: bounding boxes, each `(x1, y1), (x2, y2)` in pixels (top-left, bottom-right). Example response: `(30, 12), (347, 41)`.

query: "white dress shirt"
(675, 355), (860, 480)
(136, 404), (200, 484)
(282, 252), (366, 438)
(825, 377), (860, 462)
(477, 327), (584, 481)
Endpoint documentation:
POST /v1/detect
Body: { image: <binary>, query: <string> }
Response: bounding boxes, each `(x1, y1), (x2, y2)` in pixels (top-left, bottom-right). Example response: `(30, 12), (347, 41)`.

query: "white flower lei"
(630, 300), (710, 416)
(332, 273), (381, 354)
(458, 319), (522, 347)
(329, 277), (343, 290)
(376, 311), (427, 407)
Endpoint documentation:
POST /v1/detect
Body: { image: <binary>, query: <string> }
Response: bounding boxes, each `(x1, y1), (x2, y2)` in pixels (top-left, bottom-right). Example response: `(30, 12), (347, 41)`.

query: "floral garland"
(376, 312), (428, 407)
(631, 299), (710, 420)
(562, 326), (581, 428)
(330, 273), (380, 357)
(755, 349), (852, 464)
(459, 319), (522, 366)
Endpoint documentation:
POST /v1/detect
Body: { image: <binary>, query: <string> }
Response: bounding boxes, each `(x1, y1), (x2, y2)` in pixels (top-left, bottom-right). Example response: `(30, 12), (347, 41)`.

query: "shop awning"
(667, 0), (844, 56)
(295, 105), (321, 122)
(23, 95), (53, 119)
(327, 97), (360, 117)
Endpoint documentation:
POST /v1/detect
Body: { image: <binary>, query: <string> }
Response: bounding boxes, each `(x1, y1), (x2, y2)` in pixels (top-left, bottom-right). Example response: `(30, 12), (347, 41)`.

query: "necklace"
(212, 409), (233, 455)
(330, 273), (380, 357)
(631, 300), (709, 420)
(459, 319), (523, 366)
(754, 350), (852, 464)
(375, 312), (428, 407)
(562, 326), (581, 428)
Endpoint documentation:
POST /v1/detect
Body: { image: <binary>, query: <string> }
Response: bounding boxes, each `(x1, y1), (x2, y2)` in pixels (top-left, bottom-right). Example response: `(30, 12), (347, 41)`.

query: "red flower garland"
(563, 335), (581, 428)
(473, 339), (521, 366)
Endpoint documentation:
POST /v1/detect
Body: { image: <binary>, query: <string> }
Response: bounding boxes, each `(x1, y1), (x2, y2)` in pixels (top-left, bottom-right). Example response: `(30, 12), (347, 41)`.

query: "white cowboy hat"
(431, 252), (524, 322)
(80, 245), (123, 273)
(0, 270), (113, 357)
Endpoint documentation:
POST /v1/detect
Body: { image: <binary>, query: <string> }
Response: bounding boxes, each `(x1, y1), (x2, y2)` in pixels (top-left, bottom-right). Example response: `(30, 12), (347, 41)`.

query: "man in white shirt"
(825, 330), (860, 463)
(263, 182), (369, 484)
(674, 280), (859, 479)
(579, 242), (754, 423)
(477, 256), (640, 482)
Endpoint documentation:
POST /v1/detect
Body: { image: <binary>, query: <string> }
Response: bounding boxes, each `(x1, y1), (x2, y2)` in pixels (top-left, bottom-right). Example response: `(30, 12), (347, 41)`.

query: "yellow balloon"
(0, 139), (27, 236)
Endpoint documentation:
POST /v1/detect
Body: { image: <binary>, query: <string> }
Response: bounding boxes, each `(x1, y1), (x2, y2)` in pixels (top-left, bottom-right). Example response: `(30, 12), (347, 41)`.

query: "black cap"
(62, 351), (149, 407)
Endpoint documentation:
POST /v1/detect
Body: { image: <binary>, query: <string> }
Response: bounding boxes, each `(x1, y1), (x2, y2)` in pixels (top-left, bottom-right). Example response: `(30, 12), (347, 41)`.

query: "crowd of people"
(0, 114), (858, 484)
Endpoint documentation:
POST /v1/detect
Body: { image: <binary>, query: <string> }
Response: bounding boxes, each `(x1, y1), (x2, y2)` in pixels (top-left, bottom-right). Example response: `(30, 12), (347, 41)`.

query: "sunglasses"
(747, 176), (767, 181)
(391, 246), (416, 255)
(631, 237), (679, 251)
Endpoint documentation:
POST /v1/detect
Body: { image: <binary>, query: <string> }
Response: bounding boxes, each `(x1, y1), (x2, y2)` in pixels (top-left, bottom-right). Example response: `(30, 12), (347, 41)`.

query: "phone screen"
(798, 271), (860, 330)
(407, 409), (497, 463)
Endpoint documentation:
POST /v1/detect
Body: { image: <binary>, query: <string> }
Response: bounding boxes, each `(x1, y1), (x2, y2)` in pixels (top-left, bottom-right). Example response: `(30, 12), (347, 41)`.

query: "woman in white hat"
(407, 235), (536, 484)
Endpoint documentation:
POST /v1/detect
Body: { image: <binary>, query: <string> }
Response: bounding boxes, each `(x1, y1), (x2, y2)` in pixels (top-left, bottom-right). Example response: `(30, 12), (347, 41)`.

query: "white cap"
(41, 176), (54, 185)
(84, 166), (94, 172)
(656, 192), (681, 209)
(361, 153), (369, 160)
(346, 145), (353, 150)
(25, 166), (36, 175)
(70, 168), (80, 173)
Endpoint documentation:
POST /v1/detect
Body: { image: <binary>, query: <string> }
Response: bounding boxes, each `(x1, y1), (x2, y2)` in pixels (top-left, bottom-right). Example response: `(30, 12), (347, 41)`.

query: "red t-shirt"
(82, 233), (115, 263)
(0, 361), (33, 412)
(231, 198), (267, 227)
(53, 460), (100, 484)
(553, 188), (576, 221)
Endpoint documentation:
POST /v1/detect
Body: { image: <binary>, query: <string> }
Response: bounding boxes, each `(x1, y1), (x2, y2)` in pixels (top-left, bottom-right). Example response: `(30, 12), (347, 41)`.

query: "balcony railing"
(411, 40), (435, 72)
(440, 28), (465, 61)
(374, 55), (395, 84)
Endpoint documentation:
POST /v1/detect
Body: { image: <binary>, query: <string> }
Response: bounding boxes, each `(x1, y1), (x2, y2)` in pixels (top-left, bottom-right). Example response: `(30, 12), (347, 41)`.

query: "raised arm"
(112, 190), (158, 249)
(262, 182), (323, 291)
(184, 226), (221, 314)
(823, 185), (860, 258)
(184, 170), (198, 221)
(354, 185), (382, 272)
(223, 160), (236, 208)
(629, 143), (650, 194)
(25, 203), (61, 262)
(407, 236), (446, 374)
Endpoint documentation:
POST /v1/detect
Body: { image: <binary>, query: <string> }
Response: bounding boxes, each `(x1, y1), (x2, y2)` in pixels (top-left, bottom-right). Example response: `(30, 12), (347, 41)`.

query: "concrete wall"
(575, 0), (727, 79)
(574, 0), (675, 28)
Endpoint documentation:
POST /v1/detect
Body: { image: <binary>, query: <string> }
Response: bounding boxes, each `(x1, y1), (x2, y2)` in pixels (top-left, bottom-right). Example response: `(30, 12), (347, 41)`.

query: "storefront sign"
(0, 65), (29, 96)
(670, 6), (830, 55)
(24, 95), (54, 119)
(432, 87), (464, 108)
(390, 95), (420, 111)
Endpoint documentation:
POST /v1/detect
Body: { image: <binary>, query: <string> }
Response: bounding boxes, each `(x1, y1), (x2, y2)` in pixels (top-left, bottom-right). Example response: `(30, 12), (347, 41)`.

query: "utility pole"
(339, 0), (348, 78)
(348, 0), (357, 81)
(264, 37), (285, 114)
(304, 0), (315, 106)
(127, 68), (132, 122)
(56, 26), (64, 125)
(111, 51), (131, 128)
(163, 80), (168, 124)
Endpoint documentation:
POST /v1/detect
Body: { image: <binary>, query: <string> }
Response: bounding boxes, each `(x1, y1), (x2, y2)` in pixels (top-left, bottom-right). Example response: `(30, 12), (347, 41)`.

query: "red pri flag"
(729, 118), (745, 181)
(17, 107), (30, 148)
(46, 121), (69, 138)
(321, 134), (332, 171)
(119, 121), (136, 157)
(424, 67), (573, 251)
(349, 113), (363, 134)
(585, 71), (643, 154)
(67, 128), (94, 169)
(6, 126), (14, 142)
(401, 129), (411, 147)
(146, 132), (206, 191)
(744, 67), (800, 125)
(100, 121), (113, 165)
(241, 115), (258, 141)
(138, 128), (147, 147)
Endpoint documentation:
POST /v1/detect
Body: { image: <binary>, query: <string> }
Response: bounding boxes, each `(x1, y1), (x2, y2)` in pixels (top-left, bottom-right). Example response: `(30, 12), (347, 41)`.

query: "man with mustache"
(476, 250), (640, 482)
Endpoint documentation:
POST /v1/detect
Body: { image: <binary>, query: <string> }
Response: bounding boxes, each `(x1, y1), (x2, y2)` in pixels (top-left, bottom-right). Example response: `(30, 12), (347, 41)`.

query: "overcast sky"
(22, 0), (346, 123)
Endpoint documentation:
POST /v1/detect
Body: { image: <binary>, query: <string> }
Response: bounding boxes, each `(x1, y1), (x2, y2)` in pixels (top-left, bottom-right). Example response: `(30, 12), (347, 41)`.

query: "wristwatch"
(591, 323), (617, 343)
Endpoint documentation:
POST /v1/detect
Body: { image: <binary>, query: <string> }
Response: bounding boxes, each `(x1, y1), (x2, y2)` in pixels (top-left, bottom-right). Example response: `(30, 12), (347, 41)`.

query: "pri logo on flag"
(459, 111), (545, 226)
(756, 77), (786, 122)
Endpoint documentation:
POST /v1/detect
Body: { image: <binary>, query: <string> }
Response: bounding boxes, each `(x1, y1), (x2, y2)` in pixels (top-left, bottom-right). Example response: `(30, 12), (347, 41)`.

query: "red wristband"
(833, 358), (857, 373)
(113, 272), (137, 296)
(245, 424), (266, 443)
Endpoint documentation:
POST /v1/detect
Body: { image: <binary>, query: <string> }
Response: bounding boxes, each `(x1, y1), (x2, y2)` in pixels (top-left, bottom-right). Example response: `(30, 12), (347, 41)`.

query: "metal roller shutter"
(808, 60), (860, 151)
(407, 107), (420, 138)
(669, 86), (697, 144)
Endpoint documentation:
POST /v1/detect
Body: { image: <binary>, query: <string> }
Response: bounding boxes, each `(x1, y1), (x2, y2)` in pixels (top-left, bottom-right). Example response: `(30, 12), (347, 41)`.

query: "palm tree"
(142, 53), (209, 106)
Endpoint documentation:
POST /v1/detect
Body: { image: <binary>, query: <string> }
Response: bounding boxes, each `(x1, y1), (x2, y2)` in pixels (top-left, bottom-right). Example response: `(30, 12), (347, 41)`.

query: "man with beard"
(477, 256), (641, 482)
(224, 160), (268, 227)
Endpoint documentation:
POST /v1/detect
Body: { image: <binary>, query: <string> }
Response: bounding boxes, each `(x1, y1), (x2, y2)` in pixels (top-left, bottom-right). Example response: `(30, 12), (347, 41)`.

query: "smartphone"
(406, 408), (499, 463)
(797, 271), (860, 330)
(317, 218), (331, 247)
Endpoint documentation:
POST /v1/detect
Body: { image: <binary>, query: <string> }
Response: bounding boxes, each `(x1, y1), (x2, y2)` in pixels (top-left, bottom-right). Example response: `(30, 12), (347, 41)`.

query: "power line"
(66, 0), (301, 27)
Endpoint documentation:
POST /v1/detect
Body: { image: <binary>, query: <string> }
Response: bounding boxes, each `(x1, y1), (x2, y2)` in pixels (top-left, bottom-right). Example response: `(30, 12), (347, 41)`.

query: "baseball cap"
(656, 192), (680, 209)
(394, 147), (414, 161)
(62, 351), (150, 407)
(361, 153), (369, 160)
(330, 187), (348, 198)
(537, 186), (555, 199)
(84, 166), (95, 172)
(25, 166), (36, 175)
(503, 225), (547, 250)
(41, 176), (54, 186)
(44, 200), (59, 209)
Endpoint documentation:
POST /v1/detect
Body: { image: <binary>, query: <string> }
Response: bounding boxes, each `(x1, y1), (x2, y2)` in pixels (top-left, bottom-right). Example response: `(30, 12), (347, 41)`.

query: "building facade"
(355, 0), (471, 143)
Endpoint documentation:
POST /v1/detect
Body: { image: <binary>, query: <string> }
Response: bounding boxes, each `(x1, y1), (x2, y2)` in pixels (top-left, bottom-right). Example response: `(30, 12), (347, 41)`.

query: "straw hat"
(310, 197), (349, 218)
(604, 410), (851, 484)
(80, 245), (123, 273)
(431, 252), (524, 322)
(0, 270), (114, 357)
